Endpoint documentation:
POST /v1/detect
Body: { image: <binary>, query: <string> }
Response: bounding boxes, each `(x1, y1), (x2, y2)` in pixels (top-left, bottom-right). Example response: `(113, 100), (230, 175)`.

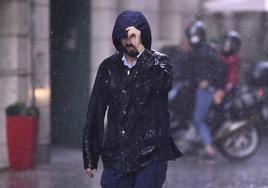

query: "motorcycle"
(169, 61), (268, 160)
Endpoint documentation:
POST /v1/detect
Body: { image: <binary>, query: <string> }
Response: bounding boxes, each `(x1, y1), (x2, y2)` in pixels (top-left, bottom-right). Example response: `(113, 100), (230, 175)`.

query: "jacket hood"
(112, 10), (152, 53)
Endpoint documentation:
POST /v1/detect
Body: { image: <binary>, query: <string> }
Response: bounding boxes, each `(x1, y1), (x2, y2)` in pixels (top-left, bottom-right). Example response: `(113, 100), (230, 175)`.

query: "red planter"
(6, 116), (38, 170)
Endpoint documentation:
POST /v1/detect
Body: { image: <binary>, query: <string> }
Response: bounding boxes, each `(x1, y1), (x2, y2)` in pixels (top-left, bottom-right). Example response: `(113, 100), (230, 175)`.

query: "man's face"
(121, 36), (139, 57)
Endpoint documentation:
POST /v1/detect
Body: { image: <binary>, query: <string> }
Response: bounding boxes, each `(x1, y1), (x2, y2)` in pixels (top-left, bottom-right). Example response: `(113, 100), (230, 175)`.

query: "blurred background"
(0, 0), (268, 187)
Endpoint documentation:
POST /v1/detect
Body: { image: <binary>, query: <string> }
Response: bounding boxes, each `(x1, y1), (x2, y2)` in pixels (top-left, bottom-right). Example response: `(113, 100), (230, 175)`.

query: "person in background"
(82, 10), (182, 188)
(186, 20), (226, 158)
(220, 31), (242, 92)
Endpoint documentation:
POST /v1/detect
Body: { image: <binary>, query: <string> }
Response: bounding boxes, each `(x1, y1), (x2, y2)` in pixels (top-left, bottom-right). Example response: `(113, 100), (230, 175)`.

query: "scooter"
(169, 81), (268, 160)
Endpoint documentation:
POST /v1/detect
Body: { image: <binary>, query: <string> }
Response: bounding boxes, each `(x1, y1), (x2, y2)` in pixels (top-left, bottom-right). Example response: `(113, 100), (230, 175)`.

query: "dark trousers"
(100, 162), (168, 188)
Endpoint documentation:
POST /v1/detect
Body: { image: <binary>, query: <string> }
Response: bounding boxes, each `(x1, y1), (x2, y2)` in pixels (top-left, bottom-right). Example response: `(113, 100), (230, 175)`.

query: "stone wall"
(0, 0), (31, 169)
(0, 0), (50, 169)
(0, 0), (201, 169)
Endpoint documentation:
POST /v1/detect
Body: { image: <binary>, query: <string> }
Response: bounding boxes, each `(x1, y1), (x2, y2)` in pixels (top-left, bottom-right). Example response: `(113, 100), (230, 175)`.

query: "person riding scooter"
(221, 31), (242, 92)
(186, 20), (226, 158)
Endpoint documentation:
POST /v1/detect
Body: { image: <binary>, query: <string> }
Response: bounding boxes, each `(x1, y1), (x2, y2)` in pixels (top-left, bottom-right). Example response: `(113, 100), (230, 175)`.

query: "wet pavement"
(0, 138), (268, 188)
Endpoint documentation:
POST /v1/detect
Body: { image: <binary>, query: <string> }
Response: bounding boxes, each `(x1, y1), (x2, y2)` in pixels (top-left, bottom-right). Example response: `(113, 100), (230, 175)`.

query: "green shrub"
(6, 102), (39, 117)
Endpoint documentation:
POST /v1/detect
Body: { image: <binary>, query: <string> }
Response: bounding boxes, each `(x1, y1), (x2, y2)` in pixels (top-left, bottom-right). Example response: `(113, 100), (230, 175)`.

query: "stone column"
(160, 0), (183, 47)
(0, 0), (50, 169)
(31, 0), (50, 163)
(160, 0), (200, 47)
(0, 0), (31, 169)
(90, 0), (118, 88)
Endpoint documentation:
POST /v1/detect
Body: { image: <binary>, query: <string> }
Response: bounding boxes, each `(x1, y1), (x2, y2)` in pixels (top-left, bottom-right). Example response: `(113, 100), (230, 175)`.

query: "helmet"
(221, 31), (241, 55)
(249, 61), (268, 87)
(186, 20), (206, 46)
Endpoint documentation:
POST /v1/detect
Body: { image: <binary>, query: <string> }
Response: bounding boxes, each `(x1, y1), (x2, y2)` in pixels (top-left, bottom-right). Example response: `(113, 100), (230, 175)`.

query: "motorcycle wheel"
(217, 125), (261, 160)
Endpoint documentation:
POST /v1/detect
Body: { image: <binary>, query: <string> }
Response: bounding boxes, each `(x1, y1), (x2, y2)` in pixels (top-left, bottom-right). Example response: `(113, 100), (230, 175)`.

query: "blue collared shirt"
(122, 50), (144, 69)
(122, 55), (136, 69)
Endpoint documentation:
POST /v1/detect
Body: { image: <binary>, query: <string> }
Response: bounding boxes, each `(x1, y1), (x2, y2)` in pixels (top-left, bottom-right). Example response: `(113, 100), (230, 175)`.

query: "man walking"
(82, 10), (182, 188)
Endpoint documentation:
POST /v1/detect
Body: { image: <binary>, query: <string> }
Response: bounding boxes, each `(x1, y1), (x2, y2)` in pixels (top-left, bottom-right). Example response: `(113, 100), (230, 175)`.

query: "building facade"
(0, 0), (50, 169)
(0, 0), (200, 169)
(1, 0), (267, 169)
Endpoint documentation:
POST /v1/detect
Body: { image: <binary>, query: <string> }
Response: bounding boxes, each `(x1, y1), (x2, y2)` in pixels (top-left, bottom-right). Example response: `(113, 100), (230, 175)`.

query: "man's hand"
(126, 26), (145, 53)
(85, 168), (97, 178)
(213, 89), (225, 105)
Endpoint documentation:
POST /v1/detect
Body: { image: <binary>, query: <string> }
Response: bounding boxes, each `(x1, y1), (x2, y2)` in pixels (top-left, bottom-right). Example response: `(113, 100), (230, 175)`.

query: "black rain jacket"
(189, 43), (226, 89)
(82, 10), (182, 173)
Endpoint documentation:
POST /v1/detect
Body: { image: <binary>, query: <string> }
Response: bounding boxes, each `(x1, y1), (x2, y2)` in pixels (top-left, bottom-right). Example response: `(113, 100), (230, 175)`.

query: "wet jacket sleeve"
(137, 49), (173, 91)
(82, 63), (108, 169)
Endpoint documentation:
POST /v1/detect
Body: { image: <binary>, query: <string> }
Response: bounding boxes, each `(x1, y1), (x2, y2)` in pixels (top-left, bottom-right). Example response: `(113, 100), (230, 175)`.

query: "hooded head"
(112, 10), (152, 54)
